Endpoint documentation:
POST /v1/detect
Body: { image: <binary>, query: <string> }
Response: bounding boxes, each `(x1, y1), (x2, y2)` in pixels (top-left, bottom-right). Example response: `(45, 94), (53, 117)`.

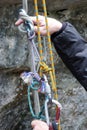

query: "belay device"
(17, 0), (62, 130)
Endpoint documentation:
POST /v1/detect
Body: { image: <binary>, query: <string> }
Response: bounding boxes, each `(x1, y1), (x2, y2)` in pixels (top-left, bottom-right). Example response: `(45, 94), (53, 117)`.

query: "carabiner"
(45, 98), (62, 125)
(18, 9), (35, 39)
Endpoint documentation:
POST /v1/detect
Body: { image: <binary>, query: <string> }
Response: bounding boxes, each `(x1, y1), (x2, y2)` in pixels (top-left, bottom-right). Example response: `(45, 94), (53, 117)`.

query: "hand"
(31, 120), (49, 130)
(15, 15), (62, 36)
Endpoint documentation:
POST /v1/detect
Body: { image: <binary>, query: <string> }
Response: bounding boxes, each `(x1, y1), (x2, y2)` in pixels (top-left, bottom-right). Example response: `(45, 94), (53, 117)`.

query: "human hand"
(31, 120), (49, 130)
(15, 15), (62, 36)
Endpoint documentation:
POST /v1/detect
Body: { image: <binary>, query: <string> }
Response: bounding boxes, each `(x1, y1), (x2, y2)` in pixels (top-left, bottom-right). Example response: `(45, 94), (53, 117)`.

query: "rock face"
(0, 0), (87, 11)
(0, 1), (87, 130)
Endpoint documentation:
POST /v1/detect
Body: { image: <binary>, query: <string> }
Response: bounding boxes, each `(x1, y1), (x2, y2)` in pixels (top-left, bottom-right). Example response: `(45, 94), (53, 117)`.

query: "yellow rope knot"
(40, 62), (52, 73)
(40, 61), (58, 97)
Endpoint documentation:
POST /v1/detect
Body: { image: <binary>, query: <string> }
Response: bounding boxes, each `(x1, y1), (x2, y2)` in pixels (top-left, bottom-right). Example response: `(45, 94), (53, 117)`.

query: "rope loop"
(28, 85), (46, 120)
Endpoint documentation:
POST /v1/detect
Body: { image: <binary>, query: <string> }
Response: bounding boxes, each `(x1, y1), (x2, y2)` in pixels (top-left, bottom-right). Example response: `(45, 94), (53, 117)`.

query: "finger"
(30, 15), (44, 25)
(31, 120), (42, 128)
(15, 19), (24, 26)
(34, 26), (46, 36)
(30, 16), (37, 25)
(33, 125), (41, 130)
(34, 26), (38, 34)
(39, 26), (46, 36)
(31, 120), (39, 127)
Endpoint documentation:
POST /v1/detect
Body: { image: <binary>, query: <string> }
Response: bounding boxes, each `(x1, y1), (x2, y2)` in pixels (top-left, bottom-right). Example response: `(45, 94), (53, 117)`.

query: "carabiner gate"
(45, 98), (62, 125)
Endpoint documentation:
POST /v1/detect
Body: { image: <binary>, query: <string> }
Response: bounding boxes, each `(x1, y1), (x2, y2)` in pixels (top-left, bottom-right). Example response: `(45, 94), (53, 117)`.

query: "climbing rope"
(33, 1), (61, 129)
(34, 0), (61, 130)
(34, 0), (43, 61)
(22, 0), (28, 13)
(42, 0), (56, 86)
(17, 0), (62, 130)
(20, 0), (41, 115)
(34, 0), (58, 99)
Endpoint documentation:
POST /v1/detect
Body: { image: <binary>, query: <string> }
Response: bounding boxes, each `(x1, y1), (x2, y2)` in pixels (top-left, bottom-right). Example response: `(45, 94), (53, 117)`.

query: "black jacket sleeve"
(51, 22), (87, 91)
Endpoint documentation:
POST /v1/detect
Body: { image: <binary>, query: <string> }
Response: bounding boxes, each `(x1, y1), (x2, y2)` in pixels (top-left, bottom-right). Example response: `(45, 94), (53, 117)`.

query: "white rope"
(22, 0), (28, 13)
(17, 0), (41, 117)
(18, 8), (40, 72)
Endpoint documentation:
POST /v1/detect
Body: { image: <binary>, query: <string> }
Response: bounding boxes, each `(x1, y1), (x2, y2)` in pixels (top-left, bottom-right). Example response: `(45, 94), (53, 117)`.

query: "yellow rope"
(42, 0), (57, 88)
(41, 9), (60, 130)
(34, 0), (61, 129)
(34, 0), (43, 61)
(40, 62), (57, 97)
(42, 0), (61, 127)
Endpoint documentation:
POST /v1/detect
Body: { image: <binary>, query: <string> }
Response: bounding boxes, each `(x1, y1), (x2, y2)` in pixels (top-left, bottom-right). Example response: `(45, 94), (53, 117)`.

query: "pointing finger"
(15, 19), (24, 26)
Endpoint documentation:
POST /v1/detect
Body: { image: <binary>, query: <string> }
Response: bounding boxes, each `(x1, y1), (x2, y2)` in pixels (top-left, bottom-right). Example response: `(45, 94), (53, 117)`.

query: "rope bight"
(17, 0), (62, 130)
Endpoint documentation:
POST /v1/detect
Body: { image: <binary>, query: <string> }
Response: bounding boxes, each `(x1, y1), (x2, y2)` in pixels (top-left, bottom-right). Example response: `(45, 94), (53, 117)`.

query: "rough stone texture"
(0, 0), (87, 11)
(0, 1), (87, 130)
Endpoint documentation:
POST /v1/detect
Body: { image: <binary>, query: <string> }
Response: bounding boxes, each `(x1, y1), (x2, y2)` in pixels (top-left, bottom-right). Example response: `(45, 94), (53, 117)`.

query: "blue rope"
(27, 80), (46, 120)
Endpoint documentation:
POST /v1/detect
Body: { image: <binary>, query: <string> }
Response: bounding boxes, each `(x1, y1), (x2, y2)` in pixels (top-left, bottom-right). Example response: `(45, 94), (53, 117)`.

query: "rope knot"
(40, 62), (52, 73)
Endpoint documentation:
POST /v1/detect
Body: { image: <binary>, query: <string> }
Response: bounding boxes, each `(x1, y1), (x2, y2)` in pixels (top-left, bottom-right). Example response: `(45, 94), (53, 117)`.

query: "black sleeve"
(51, 22), (87, 91)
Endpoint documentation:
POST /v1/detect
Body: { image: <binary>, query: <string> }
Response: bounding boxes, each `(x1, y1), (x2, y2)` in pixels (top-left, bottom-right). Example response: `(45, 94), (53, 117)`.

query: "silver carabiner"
(45, 98), (62, 125)
(18, 9), (35, 38)
(43, 74), (52, 98)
